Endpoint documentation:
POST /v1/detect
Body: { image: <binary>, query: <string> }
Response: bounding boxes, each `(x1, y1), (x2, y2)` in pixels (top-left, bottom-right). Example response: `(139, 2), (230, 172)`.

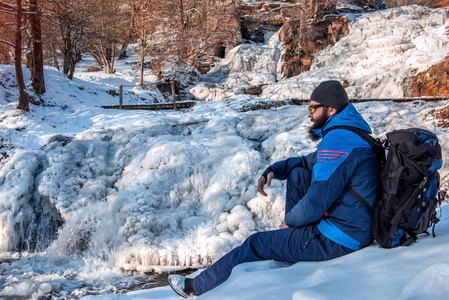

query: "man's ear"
(326, 106), (338, 117)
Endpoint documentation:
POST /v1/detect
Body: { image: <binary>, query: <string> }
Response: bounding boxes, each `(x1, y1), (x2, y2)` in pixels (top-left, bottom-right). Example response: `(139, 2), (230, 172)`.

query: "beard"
(308, 111), (330, 142)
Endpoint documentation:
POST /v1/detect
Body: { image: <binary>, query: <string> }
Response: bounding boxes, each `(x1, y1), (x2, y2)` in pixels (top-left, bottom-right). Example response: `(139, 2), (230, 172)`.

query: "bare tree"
(185, 0), (208, 61)
(165, 0), (207, 63)
(46, 0), (94, 79)
(129, 0), (209, 83)
(132, 0), (159, 85)
(86, 0), (128, 74)
(0, 0), (30, 111)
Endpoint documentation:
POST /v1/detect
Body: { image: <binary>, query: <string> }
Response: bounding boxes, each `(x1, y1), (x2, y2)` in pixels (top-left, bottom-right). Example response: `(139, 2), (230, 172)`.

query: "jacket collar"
(312, 104), (372, 138)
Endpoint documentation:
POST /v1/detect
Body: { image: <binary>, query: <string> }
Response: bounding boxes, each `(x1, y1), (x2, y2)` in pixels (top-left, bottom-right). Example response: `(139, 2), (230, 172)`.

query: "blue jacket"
(270, 104), (380, 250)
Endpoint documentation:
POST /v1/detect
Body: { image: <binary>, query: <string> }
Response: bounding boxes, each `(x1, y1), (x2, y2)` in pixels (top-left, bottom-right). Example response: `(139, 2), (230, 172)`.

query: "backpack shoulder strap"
(344, 186), (375, 215)
(325, 125), (384, 215)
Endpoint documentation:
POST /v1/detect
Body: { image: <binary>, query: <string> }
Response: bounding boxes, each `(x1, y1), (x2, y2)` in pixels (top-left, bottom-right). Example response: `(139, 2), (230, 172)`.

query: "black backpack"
(326, 126), (443, 248)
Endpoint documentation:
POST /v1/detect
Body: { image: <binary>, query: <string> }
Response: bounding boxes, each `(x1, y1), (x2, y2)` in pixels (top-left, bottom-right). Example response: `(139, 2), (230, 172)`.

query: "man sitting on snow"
(168, 80), (381, 298)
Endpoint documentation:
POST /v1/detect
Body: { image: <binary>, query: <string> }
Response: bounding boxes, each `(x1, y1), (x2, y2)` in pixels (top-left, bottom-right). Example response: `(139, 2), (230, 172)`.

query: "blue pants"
(192, 168), (355, 295)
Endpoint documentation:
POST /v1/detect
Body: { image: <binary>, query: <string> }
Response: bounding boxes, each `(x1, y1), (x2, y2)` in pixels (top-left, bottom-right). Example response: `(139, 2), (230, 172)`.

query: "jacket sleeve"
(284, 132), (364, 227)
(269, 152), (315, 181)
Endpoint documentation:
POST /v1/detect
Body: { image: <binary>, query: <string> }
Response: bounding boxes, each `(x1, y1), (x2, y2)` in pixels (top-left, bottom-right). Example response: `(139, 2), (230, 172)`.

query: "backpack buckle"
(419, 177), (428, 190)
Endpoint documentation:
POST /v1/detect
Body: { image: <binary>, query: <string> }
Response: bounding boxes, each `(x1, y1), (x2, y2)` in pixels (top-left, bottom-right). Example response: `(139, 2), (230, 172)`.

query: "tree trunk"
(118, 12), (134, 60)
(139, 53), (144, 85)
(29, 0), (46, 94)
(26, 39), (32, 68)
(104, 46), (114, 74)
(178, 0), (186, 61)
(62, 38), (72, 75)
(110, 45), (115, 74)
(98, 41), (114, 74)
(118, 42), (128, 60)
(139, 37), (145, 86)
(100, 49), (108, 73)
(67, 56), (76, 80)
(15, 0), (30, 111)
(91, 52), (103, 67)
(100, 46), (111, 74)
(50, 36), (60, 71)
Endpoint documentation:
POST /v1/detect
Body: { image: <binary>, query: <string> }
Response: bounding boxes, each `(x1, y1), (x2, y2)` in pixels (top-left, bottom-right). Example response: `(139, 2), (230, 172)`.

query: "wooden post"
(119, 85), (123, 109)
(171, 80), (178, 111)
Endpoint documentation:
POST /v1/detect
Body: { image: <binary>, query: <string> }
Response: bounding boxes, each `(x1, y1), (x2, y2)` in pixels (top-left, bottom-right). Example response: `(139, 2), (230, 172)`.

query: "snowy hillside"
(0, 4), (449, 300)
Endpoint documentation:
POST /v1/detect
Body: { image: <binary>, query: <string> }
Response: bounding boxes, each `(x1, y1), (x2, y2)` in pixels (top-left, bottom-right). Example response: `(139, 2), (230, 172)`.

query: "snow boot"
(168, 275), (196, 298)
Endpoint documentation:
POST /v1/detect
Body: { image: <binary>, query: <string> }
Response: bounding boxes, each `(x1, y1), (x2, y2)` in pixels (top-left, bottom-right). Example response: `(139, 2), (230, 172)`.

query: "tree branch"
(0, 21), (17, 26)
(0, 39), (15, 47)
(0, 0), (29, 13)
(0, 7), (16, 15)
(0, 0), (16, 11)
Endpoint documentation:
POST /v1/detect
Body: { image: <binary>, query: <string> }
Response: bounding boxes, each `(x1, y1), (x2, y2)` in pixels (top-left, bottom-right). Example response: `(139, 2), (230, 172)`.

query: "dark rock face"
(278, 0), (353, 78)
(280, 16), (351, 77)
(426, 0), (449, 8)
(204, 0), (241, 61)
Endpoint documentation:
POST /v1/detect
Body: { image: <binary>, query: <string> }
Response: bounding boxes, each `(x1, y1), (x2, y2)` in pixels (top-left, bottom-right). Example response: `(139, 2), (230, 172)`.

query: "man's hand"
(280, 221), (289, 229)
(257, 172), (274, 197)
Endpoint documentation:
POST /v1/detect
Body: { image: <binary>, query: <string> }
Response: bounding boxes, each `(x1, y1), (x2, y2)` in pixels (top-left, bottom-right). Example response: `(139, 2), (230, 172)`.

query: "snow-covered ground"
(1, 4), (449, 300)
(84, 210), (449, 300)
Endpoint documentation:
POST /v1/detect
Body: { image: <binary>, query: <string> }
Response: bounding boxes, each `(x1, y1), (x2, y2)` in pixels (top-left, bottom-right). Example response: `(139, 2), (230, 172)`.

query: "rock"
(279, 1), (351, 78)
(410, 56), (449, 97)
(203, 0), (241, 61)
(245, 84), (265, 95)
(426, 0), (449, 8)
(345, 0), (387, 11)
(38, 283), (52, 294)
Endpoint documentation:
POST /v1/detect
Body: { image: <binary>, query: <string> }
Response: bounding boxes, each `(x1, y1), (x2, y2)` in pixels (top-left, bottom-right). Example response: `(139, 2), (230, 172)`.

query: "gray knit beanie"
(310, 80), (349, 111)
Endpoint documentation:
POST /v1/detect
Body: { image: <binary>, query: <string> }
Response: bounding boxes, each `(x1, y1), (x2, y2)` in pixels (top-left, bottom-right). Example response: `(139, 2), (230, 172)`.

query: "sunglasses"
(308, 104), (325, 114)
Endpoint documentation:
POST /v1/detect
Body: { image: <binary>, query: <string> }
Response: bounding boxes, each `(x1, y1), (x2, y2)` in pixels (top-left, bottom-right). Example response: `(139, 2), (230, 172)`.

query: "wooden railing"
(102, 102), (196, 110)
(290, 96), (449, 105)
(104, 81), (182, 110)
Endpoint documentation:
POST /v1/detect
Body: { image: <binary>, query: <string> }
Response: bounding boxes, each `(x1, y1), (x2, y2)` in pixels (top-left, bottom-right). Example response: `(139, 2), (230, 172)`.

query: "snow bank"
(80, 203), (449, 300)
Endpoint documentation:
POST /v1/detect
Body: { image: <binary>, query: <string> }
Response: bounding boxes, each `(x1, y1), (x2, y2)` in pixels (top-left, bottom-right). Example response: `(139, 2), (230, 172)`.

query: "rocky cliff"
(411, 56), (449, 97)
(205, 0), (387, 78)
